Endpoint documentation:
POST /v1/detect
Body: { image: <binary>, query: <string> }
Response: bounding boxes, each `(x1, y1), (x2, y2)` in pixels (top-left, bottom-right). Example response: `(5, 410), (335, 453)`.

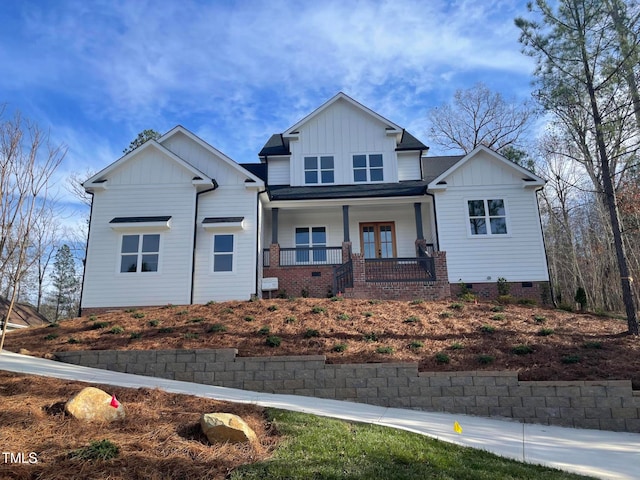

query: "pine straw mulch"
(5, 298), (640, 388)
(0, 371), (278, 480)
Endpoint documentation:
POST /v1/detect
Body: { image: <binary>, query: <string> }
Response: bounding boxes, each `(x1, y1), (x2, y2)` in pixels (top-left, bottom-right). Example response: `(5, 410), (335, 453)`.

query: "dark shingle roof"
(421, 155), (465, 183)
(396, 130), (428, 151)
(268, 181), (430, 201)
(110, 216), (171, 223)
(259, 134), (291, 157)
(240, 162), (267, 181)
(203, 217), (244, 224)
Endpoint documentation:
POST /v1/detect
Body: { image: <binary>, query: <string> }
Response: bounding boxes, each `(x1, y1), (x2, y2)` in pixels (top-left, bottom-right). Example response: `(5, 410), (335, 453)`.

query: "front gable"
(428, 146), (544, 190)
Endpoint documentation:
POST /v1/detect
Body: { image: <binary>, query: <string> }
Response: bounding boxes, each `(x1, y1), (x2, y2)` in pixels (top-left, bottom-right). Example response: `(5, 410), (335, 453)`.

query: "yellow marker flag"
(453, 421), (462, 434)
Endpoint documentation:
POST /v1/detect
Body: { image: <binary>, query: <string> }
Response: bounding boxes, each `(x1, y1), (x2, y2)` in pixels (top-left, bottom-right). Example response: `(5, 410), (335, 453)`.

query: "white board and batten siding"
(289, 98), (399, 186)
(435, 150), (549, 283)
(192, 186), (259, 303)
(82, 150), (197, 308)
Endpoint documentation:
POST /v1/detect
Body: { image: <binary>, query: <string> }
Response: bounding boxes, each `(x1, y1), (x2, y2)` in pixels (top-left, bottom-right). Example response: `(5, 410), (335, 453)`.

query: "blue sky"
(1, 0), (535, 205)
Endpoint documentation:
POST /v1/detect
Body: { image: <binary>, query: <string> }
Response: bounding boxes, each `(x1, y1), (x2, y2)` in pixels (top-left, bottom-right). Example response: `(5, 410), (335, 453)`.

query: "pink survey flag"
(110, 394), (120, 408)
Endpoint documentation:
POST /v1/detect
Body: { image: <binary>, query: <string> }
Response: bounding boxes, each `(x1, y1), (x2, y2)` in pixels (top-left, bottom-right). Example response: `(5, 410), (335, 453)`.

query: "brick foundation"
(450, 281), (551, 304)
(263, 265), (335, 298)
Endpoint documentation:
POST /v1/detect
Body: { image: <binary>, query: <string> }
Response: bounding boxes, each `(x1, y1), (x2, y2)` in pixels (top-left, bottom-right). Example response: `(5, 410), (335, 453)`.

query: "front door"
(360, 222), (397, 258)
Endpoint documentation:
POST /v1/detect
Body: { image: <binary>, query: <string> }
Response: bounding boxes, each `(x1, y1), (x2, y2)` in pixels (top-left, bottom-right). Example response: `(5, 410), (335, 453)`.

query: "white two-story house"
(80, 93), (549, 313)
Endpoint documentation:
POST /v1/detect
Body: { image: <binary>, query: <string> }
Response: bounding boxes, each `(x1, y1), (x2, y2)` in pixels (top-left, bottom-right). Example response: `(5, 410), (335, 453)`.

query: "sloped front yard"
(6, 298), (640, 388)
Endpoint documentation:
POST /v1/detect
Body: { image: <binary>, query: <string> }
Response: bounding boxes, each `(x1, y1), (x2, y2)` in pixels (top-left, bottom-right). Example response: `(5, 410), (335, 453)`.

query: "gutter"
(255, 186), (268, 299)
(190, 181), (219, 304)
(78, 191), (94, 317)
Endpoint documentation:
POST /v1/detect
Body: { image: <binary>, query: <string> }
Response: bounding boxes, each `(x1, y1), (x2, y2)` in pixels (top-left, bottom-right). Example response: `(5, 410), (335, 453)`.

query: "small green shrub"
(131, 312), (145, 319)
(497, 277), (510, 296)
(48, 322), (59, 328)
(69, 439), (119, 461)
(88, 315), (97, 321)
(176, 309), (189, 316)
(129, 332), (142, 340)
(124, 308), (136, 313)
(583, 341), (602, 349)
(512, 344), (534, 355)
(404, 316), (420, 323)
(332, 343), (348, 352)
(561, 355), (581, 364)
(478, 355), (495, 365)
(330, 295), (344, 302)
(362, 332), (378, 342)
(207, 323), (227, 333)
(439, 311), (453, 319)
(158, 327), (174, 334)
(90, 321), (110, 330)
(449, 302), (464, 310)
(109, 326), (124, 334)
(534, 315), (546, 323)
(183, 332), (199, 339)
(266, 335), (282, 347)
(244, 315), (255, 322)
(435, 352), (450, 364)
(221, 307), (234, 314)
(67, 337), (79, 344)
(363, 311), (373, 318)
(496, 295), (514, 305)
(148, 319), (160, 327)
(304, 328), (320, 338)
(311, 306), (327, 314)
(410, 299), (424, 305)
(257, 326), (271, 336)
(284, 316), (296, 324)
(189, 317), (204, 323)
(376, 346), (394, 354)
(337, 313), (350, 321)
(491, 313), (506, 321)
(459, 292), (477, 302)
(517, 298), (537, 306)
(408, 340), (424, 350)
(490, 305), (505, 313)
(537, 328), (554, 336)
(206, 300), (216, 306)
(449, 342), (464, 350)
(267, 304), (279, 312)
(368, 299), (382, 305)
(480, 325), (496, 334)
(163, 303), (176, 309)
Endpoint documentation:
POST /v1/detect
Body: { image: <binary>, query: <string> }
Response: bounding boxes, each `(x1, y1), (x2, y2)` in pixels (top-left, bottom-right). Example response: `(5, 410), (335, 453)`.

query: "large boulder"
(65, 387), (126, 422)
(200, 413), (257, 444)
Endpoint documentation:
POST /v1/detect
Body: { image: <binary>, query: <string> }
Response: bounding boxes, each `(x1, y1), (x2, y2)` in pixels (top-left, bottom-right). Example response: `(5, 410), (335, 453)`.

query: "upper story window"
(353, 154), (383, 182)
(468, 199), (508, 235)
(304, 156), (334, 184)
(120, 234), (160, 273)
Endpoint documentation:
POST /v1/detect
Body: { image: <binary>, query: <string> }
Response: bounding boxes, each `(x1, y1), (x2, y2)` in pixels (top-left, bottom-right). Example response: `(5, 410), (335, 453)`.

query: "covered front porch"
(260, 198), (450, 300)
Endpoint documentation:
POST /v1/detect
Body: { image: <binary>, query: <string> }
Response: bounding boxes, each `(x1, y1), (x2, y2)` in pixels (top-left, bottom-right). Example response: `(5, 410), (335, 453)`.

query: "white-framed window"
(353, 154), (383, 182)
(295, 227), (327, 263)
(304, 156), (334, 184)
(213, 234), (234, 272)
(467, 199), (508, 235)
(120, 234), (160, 273)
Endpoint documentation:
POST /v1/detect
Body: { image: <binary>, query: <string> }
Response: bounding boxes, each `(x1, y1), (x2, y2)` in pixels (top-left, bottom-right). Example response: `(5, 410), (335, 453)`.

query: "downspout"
(77, 191), (94, 317)
(190, 181), (218, 305)
(255, 186), (268, 298)
(535, 184), (556, 307)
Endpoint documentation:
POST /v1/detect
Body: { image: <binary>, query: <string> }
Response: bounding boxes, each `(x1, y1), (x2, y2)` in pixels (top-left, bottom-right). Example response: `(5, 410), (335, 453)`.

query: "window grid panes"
(304, 156), (334, 184)
(213, 234), (234, 272)
(353, 154), (383, 182)
(295, 227), (327, 263)
(120, 234), (160, 273)
(468, 199), (507, 235)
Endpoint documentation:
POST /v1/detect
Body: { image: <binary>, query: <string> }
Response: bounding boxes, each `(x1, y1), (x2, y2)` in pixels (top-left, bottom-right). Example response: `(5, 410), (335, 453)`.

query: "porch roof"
(267, 180), (430, 201)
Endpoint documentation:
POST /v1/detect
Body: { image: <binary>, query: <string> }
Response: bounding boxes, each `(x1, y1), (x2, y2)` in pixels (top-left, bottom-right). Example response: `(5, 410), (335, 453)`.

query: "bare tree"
(0, 108), (65, 350)
(427, 82), (535, 154)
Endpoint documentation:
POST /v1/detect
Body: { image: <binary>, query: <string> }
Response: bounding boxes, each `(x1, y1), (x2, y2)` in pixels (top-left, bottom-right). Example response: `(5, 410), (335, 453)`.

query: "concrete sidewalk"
(1, 350), (638, 479)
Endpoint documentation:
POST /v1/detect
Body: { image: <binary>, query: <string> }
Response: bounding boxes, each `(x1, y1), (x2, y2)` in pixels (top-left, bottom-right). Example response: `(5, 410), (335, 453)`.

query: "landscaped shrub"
(148, 319), (160, 327)
(512, 344), (534, 355)
(404, 316), (420, 323)
(90, 321), (110, 330)
(330, 295), (344, 302)
(480, 325), (496, 334)
(496, 295), (514, 304)
(158, 327), (174, 334)
(88, 315), (97, 322)
(376, 346), (394, 354)
(311, 306), (327, 314)
(304, 329), (320, 338)
(449, 342), (464, 350)
(108, 326), (124, 334)
(363, 311), (373, 318)
(332, 343), (348, 352)
(533, 315), (546, 323)
(207, 323), (227, 333)
(583, 341), (602, 349)
(284, 316), (296, 324)
(221, 307), (234, 314)
(408, 340), (424, 350)
(257, 326), (271, 336)
(561, 354), (581, 364)
(67, 337), (79, 344)
(491, 313), (506, 321)
(175, 309), (188, 316)
(48, 323), (59, 328)
(490, 305), (505, 313)
(537, 328), (554, 336)
(497, 277), (510, 296)
(131, 312), (145, 319)
(435, 352), (450, 364)
(69, 439), (119, 461)
(266, 335), (282, 347)
(183, 332), (199, 339)
(337, 313), (350, 321)
(517, 298), (537, 306)
(449, 302), (464, 310)
(244, 315), (255, 322)
(410, 299), (424, 305)
(439, 311), (453, 319)
(129, 332), (142, 340)
(477, 354), (495, 365)
(362, 332), (378, 342)
(267, 304), (279, 312)
(189, 317), (204, 323)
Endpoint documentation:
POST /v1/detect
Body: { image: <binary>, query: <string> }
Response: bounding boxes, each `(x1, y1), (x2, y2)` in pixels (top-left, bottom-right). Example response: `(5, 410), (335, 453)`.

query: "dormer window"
(304, 156), (334, 184)
(353, 154), (383, 182)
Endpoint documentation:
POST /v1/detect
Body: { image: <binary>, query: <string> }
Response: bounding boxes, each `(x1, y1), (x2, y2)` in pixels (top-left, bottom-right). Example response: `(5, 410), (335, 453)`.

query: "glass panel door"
(359, 223), (396, 258)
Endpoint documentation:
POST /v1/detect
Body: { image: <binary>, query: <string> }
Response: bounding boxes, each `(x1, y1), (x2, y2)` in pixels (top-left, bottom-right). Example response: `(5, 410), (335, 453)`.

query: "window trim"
(465, 198), (510, 237)
(118, 233), (162, 274)
(352, 153), (384, 183)
(294, 226), (328, 264)
(212, 233), (235, 273)
(303, 155), (335, 185)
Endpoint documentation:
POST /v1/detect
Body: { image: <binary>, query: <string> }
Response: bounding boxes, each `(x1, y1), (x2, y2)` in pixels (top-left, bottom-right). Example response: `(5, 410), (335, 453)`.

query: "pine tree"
(49, 244), (79, 321)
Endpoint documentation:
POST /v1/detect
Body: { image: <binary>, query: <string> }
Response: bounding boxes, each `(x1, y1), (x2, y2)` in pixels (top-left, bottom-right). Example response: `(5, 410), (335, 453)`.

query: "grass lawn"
(231, 409), (594, 480)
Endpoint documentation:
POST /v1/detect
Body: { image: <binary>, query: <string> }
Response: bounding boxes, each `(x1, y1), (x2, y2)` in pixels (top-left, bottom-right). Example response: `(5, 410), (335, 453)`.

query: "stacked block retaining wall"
(55, 349), (640, 433)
